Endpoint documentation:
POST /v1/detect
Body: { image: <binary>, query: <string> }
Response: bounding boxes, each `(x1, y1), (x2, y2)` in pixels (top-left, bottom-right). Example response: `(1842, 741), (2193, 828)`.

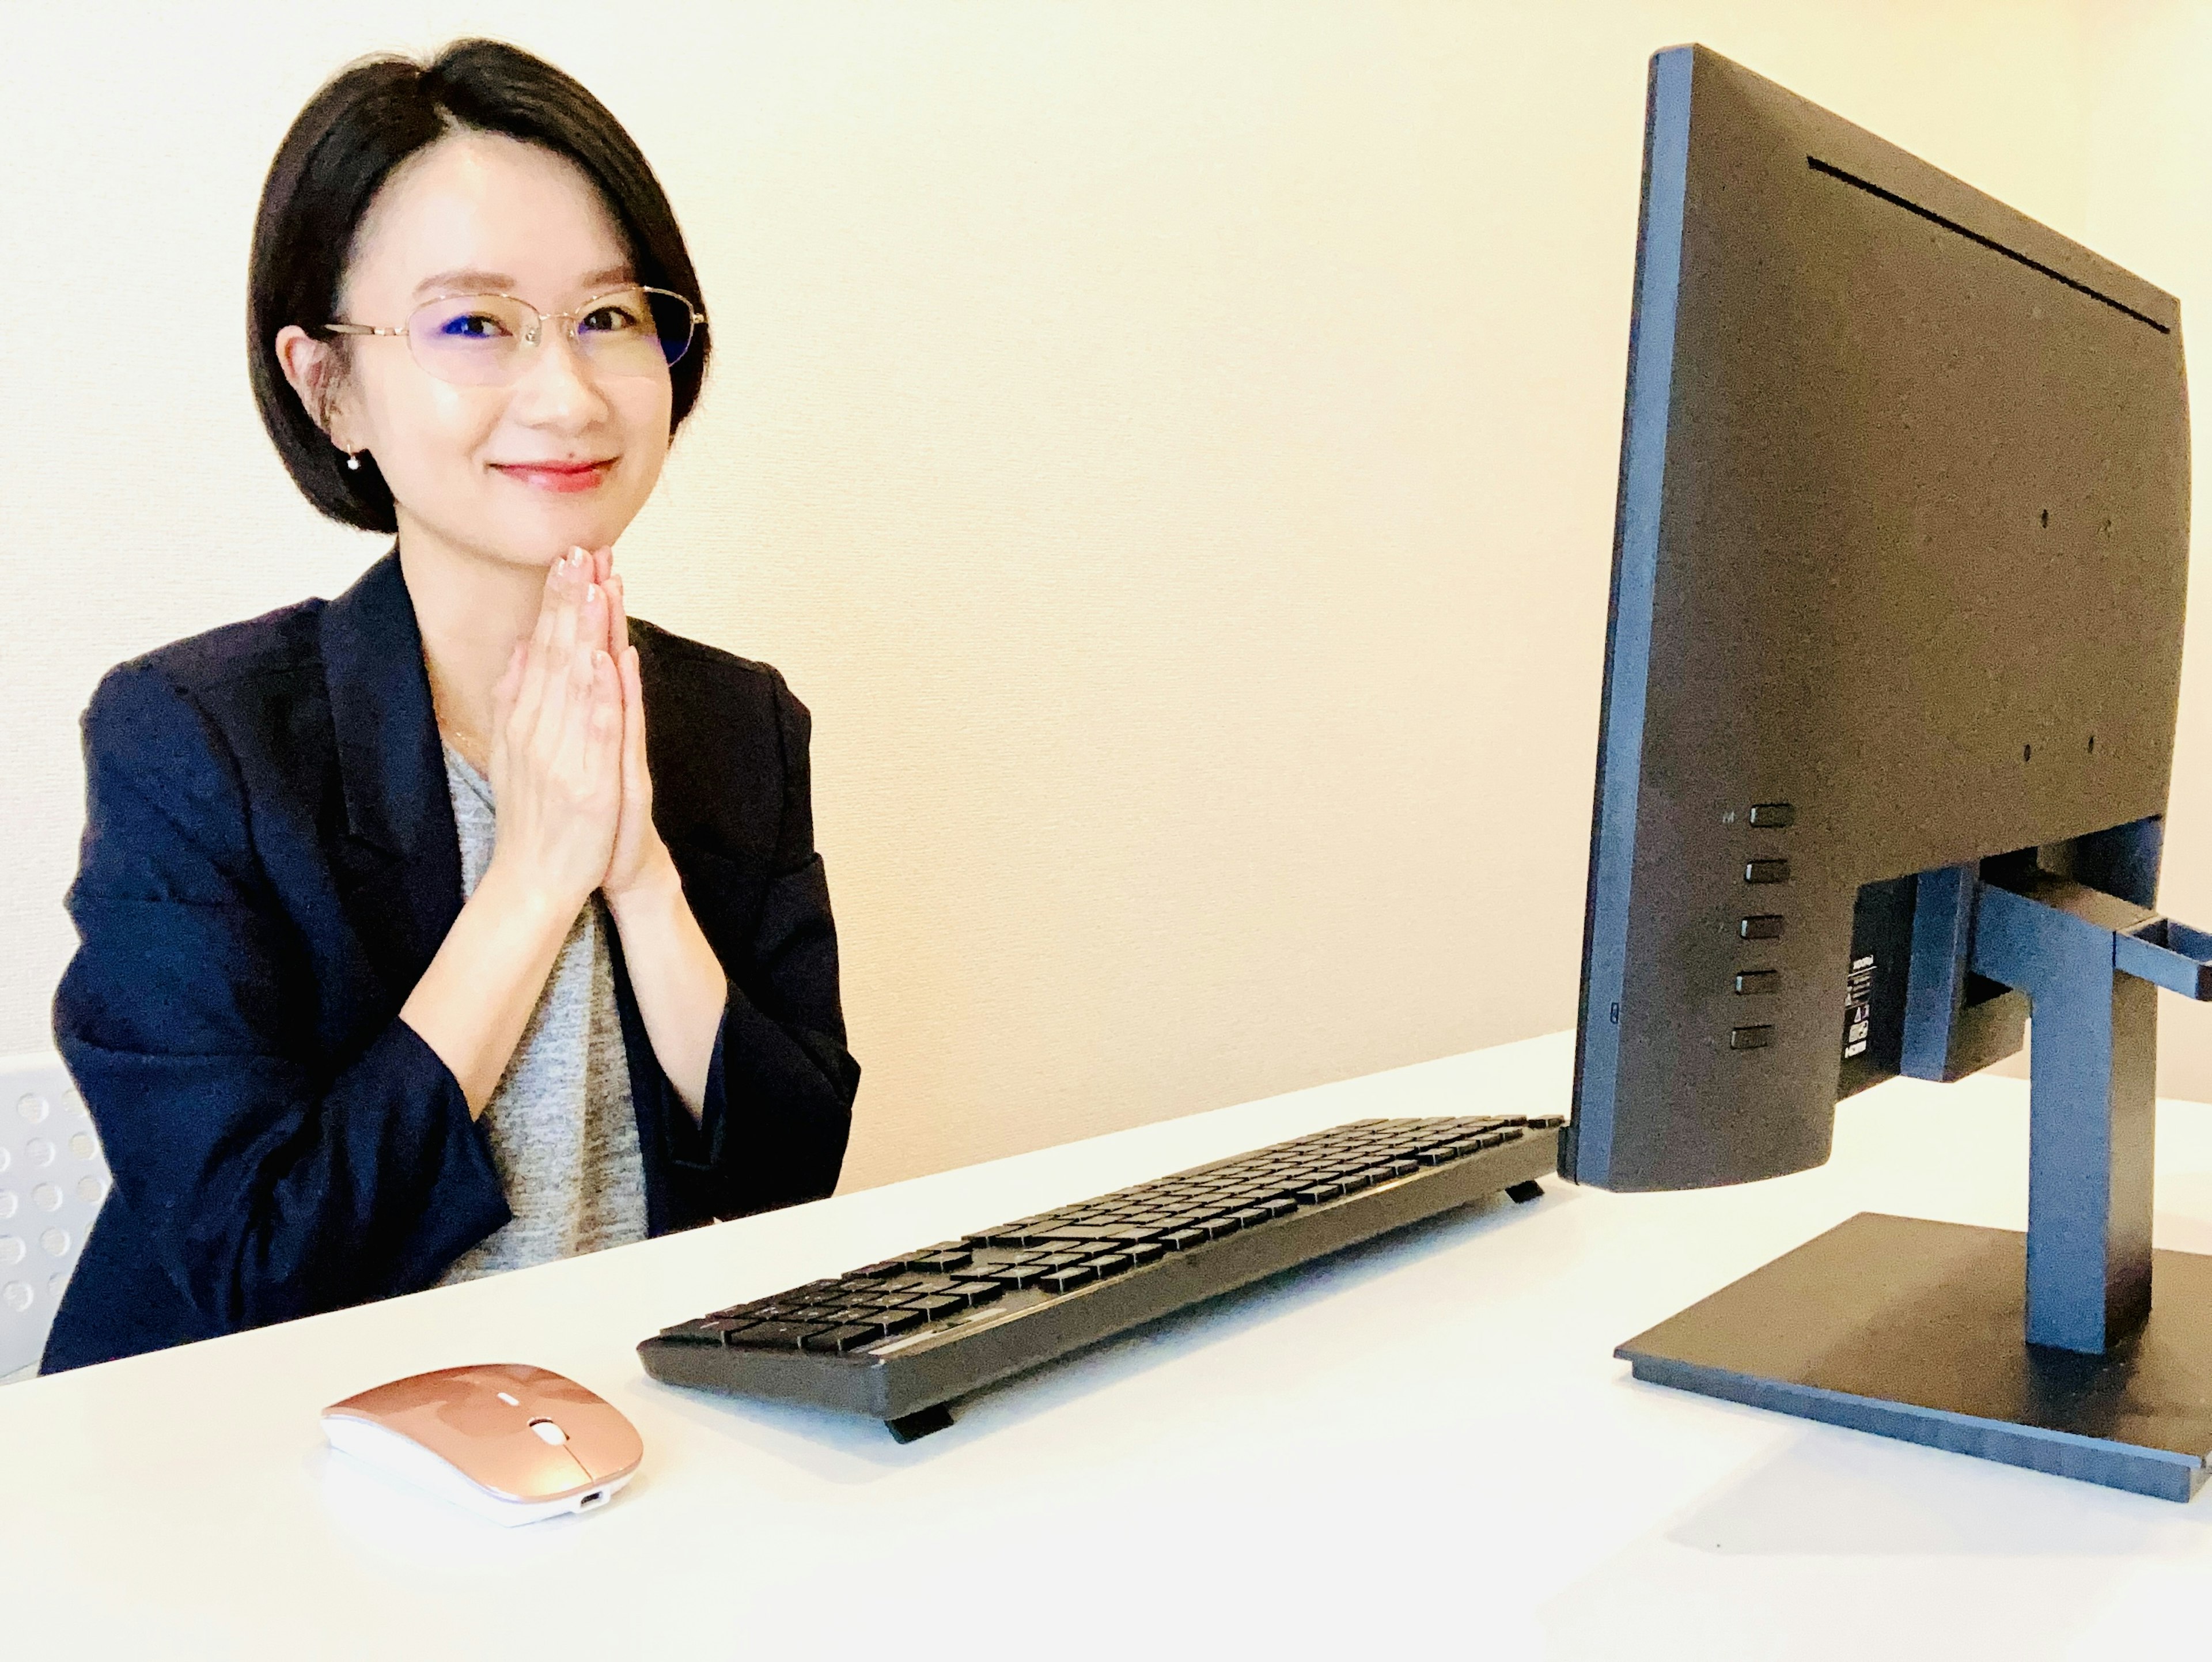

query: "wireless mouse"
(321, 1362), (643, 1526)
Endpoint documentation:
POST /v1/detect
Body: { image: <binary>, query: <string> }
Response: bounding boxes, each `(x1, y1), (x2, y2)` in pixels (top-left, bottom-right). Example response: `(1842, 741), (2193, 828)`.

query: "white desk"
(9, 1031), (2212, 1659)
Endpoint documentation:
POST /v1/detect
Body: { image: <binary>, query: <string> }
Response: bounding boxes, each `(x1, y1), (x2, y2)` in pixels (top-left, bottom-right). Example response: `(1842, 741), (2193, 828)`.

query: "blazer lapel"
(320, 550), (464, 1007)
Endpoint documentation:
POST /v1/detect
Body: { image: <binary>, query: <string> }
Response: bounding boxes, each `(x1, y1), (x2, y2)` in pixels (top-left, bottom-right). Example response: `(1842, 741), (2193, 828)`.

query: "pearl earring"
(344, 451), (362, 472)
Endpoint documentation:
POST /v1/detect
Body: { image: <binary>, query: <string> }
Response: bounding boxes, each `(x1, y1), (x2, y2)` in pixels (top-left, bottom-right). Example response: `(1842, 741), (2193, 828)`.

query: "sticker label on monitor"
(1844, 955), (1875, 1059)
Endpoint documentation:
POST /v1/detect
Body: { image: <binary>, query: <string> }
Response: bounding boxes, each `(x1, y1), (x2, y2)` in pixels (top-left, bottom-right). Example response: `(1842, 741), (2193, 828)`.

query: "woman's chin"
(492, 505), (634, 563)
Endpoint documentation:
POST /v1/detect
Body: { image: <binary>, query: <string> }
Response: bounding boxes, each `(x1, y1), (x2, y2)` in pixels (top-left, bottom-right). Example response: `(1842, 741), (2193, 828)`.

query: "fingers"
(502, 549), (624, 767)
(604, 570), (639, 785)
(548, 581), (605, 774)
(585, 648), (624, 780)
(605, 569), (628, 661)
(512, 548), (582, 740)
(597, 551), (621, 660)
(535, 559), (596, 761)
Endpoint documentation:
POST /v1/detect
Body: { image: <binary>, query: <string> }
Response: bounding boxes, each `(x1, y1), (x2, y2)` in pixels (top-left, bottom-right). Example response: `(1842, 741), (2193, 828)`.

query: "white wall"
(2071, 3), (2212, 1095)
(6, 1), (2172, 1197)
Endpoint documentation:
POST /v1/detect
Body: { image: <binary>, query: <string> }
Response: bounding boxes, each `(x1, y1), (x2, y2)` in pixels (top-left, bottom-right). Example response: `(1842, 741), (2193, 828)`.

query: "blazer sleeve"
(675, 668), (859, 1218)
(51, 662), (509, 1336)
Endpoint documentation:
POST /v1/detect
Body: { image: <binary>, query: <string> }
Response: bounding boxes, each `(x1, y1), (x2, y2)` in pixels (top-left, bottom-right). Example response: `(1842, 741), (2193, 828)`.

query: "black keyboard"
(638, 1113), (1563, 1439)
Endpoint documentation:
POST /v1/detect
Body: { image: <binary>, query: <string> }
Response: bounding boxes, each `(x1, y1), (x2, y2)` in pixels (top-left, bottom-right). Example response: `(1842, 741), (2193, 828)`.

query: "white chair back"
(0, 1053), (110, 1380)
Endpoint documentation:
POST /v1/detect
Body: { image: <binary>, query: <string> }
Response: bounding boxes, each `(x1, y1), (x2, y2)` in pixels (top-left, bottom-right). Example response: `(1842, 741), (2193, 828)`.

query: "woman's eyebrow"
(411, 267), (515, 299)
(408, 264), (636, 300)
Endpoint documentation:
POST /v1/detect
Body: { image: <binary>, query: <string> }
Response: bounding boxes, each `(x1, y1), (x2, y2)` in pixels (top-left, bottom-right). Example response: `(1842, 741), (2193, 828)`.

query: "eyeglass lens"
(403, 287), (697, 385)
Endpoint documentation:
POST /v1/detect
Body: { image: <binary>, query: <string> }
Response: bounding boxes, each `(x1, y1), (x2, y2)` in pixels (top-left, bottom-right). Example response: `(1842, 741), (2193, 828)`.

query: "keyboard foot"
(1505, 1179), (1546, 1205)
(885, 1404), (955, 1443)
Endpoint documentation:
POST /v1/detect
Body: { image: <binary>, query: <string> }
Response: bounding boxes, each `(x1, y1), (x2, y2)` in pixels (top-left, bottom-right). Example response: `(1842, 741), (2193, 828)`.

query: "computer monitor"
(1566, 45), (2212, 1500)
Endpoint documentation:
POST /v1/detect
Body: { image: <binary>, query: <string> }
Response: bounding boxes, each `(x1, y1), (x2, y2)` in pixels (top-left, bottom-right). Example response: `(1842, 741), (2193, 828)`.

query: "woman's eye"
(438, 312), (509, 340)
(579, 305), (644, 335)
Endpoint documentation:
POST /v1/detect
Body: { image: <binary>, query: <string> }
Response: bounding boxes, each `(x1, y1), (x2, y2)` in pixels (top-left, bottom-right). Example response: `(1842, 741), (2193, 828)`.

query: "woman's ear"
(272, 324), (355, 452)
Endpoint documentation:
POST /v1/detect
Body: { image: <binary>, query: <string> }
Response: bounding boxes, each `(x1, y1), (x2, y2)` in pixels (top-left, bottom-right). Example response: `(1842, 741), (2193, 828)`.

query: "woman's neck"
(397, 518), (551, 774)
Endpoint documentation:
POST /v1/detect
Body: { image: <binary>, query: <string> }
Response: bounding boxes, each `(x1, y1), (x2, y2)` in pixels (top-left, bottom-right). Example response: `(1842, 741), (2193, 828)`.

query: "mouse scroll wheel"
(528, 1418), (568, 1446)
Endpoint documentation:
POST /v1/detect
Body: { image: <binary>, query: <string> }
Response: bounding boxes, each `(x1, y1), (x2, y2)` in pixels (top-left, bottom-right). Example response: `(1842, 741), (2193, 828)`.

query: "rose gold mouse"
(321, 1363), (643, 1526)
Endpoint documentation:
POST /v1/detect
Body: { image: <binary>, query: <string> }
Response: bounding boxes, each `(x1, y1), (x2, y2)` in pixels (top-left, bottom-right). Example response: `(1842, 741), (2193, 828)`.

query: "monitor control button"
(1734, 971), (1780, 995)
(1748, 802), (1796, 828)
(1740, 915), (1784, 941)
(1729, 1025), (1775, 1050)
(1745, 859), (1791, 884)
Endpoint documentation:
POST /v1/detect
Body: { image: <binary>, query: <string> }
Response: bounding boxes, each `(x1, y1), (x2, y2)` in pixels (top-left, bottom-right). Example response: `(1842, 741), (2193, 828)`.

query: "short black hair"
(248, 39), (710, 533)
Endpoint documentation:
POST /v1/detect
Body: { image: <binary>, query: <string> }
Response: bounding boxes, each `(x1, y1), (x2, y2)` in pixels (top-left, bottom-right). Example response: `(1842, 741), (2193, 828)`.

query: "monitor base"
(1617, 1212), (2212, 1501)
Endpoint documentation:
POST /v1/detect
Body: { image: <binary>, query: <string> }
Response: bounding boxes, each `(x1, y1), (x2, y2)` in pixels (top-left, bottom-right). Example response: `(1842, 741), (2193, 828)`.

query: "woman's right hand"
(482, 547), (624, 912)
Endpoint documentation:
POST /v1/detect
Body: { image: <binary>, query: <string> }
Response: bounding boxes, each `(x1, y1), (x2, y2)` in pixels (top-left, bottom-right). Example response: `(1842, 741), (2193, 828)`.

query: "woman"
(43, 39), (858, 1372)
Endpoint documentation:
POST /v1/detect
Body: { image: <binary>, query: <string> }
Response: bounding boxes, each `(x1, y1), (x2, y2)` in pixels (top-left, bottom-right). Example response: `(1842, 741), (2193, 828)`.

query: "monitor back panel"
(1568, 46), (2190, 1191)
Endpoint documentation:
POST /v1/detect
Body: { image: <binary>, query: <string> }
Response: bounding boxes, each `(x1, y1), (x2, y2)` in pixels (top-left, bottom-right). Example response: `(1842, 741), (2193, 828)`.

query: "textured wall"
(6, 1), (2158, 1196)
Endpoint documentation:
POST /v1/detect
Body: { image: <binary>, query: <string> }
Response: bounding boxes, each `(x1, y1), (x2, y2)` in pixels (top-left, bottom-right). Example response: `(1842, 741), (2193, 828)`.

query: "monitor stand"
(1616, 872), (2212, 1500)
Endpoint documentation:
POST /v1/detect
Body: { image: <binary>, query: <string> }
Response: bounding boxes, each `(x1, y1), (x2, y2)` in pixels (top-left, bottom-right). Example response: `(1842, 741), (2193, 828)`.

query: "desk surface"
(10, 1032), (2212, 1659)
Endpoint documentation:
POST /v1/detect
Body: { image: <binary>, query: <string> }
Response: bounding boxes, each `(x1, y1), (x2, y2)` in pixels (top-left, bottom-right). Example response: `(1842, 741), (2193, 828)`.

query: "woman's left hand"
(590, 546), (680, 909)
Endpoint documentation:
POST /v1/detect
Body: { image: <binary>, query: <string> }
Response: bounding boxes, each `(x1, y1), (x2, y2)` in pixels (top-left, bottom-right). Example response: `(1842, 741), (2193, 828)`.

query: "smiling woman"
(41, 39), (859, 1372)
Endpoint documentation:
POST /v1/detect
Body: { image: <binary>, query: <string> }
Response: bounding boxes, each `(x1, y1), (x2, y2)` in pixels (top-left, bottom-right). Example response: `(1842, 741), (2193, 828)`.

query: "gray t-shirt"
(435, 741), (649, 1285)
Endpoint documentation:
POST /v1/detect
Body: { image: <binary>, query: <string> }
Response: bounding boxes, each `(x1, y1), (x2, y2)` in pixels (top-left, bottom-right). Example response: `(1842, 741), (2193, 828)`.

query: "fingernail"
(585, 582), (601, 604)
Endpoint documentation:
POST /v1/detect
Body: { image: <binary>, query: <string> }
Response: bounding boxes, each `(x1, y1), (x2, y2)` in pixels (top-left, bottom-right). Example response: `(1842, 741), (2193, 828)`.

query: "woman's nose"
(509, 323), (608, 421)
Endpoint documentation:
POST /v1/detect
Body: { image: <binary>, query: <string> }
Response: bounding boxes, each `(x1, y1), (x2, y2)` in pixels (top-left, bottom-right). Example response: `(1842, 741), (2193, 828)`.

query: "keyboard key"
(657, 1319), (735, 1345)
(1230, 1208), (1274, 1230)
(850, 1260), (909, 1278)
(948, 1281), (1007, 1307)
(1038, 1265), (1097, 1292)
(984, 1263), (1050, 1288)
(1084, 1254), (1132, 1278)
(1160, 1228), (1210, 1251)
(1294, 1184), (1341, 1205)
(907, 1250), (974, 1273)
(802, 1325), (883, 1354)
(1122, 1240), (1167, 1267)
(1097, 1223), (1168, 1243)
(873, 1308), (927, 1336)
(726, 1322), (823, 1349)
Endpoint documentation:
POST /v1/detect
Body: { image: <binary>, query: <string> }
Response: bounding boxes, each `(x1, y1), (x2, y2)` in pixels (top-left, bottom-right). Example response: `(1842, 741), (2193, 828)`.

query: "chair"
(0, 1053), (111, 1381)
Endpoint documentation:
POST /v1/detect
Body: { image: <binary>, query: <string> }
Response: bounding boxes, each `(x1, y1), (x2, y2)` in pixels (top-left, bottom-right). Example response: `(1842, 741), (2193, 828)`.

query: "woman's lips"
(493, 460), (612, 494)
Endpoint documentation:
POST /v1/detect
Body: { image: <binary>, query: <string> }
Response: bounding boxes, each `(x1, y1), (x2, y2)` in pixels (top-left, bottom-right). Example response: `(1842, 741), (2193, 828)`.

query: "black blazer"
(43, 551), (858, 1373)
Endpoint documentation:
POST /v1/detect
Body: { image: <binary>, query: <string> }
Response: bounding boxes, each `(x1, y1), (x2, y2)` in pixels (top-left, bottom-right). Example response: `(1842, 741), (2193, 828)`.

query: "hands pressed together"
(483, 545), (674, 916)
(404, 545), (725, 1119)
